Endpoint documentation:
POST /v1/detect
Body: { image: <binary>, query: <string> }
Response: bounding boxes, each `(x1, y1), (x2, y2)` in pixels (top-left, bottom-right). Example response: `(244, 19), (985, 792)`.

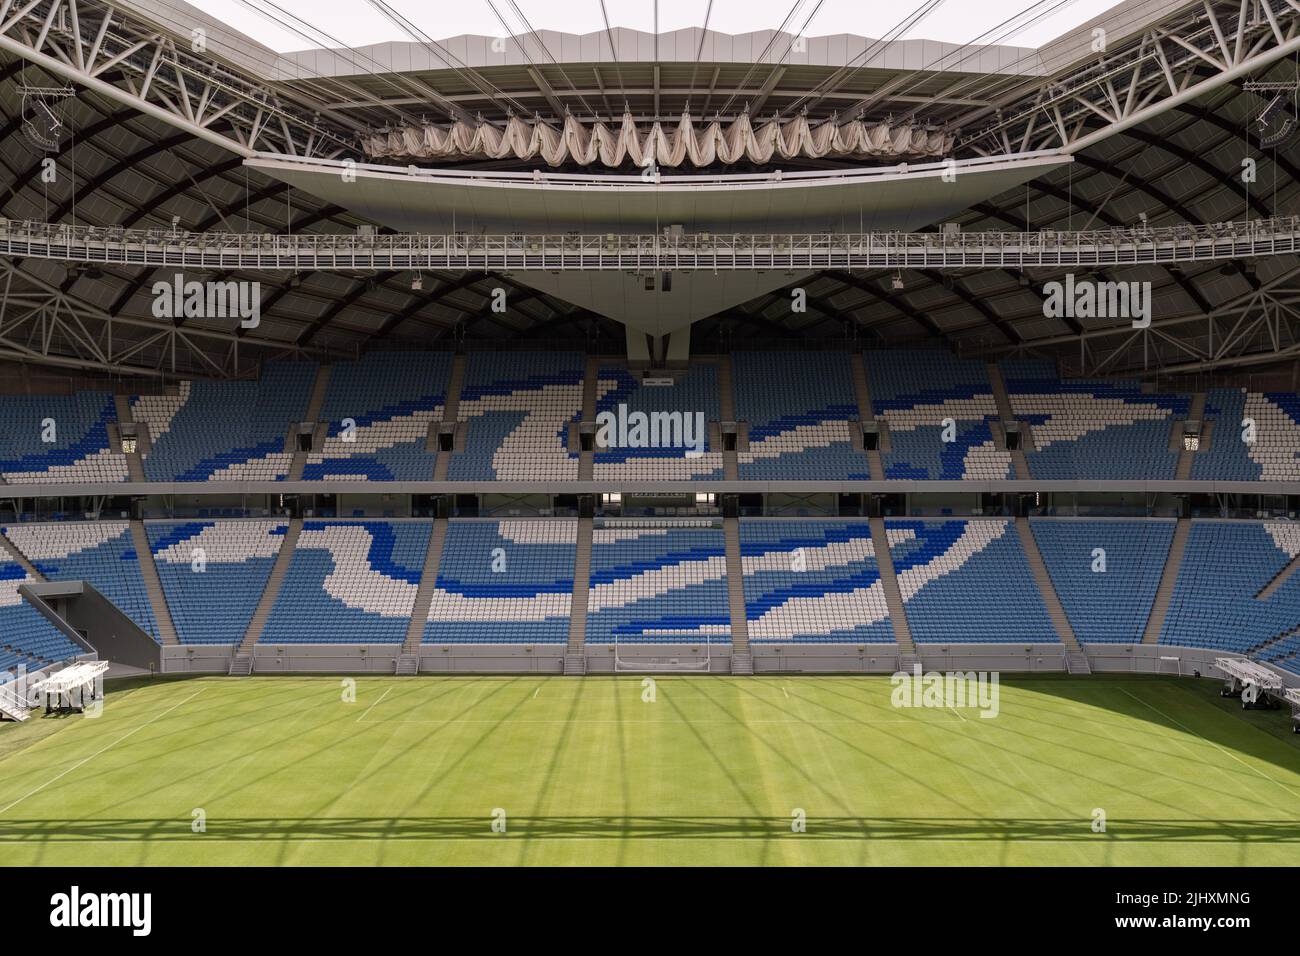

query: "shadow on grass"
(0, 815), (1297, 843)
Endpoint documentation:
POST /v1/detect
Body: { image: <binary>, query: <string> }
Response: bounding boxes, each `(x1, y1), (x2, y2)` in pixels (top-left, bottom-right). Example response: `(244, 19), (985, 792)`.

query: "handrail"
(1, 216), (1297, 271)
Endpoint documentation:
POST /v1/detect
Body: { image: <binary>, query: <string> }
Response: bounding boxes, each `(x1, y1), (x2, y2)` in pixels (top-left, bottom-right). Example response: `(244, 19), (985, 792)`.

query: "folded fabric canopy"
(360, 111), (954, 167)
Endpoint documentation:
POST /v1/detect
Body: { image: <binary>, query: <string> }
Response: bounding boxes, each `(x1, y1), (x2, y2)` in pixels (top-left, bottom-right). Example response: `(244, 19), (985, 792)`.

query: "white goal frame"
(612, 633), (722, 672)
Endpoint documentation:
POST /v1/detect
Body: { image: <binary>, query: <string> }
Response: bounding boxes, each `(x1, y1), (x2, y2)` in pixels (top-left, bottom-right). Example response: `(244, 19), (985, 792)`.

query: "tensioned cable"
(716, 0), (821, 118)
(937, 0), (1205, 142)
(774, 0), (947, 120)
(597, 0), (627, 105)
(686, 0), (715, 107)
(231, 0), (440, 125)
(233, 0), (482, 130)
(883, 0), (1087, 126)
(487, 0), (600, 118)
(365, 0), (534, 118)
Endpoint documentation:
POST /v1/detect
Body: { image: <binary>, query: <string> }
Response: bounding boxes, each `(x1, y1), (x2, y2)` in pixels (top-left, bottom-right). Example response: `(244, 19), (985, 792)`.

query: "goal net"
(612, 630), (724, 672)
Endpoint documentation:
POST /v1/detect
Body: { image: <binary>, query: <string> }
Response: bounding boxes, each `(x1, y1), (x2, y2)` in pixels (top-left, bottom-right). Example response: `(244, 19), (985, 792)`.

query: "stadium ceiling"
(0, 0), (1297, 384)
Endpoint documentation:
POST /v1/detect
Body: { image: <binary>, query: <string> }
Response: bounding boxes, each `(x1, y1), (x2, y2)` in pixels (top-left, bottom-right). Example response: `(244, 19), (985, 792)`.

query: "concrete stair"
(723, 516), (751, 674)
(228, 655), (253, 676)
(433, 354), (467, 480)
(402, 518), (447, 655)
(129, 520), (178, 645)
(395, 654), (420, 676)
(868, 516), (914, 653)
(987, 363), (1031, 479)
(0, 530), (44, 581)
(0, 682), (31, 721)
(566, 517), (594, 668)
(579, 356), (599, 481)
(114, 395), (146, 481)
(288, 364), (332, 480)
(850, 352), (885, 481)
(236, 517), (302, 656)
(1143, 517), (1191, 644)
(1065, 651), (1092, 675)
(1246, 622), (1300, 659)
(1175, 393), (1207, 480)
(1015, 516), (1079, 651)
(1256, 551), (1300, 600)
(716, 356), (740, 480)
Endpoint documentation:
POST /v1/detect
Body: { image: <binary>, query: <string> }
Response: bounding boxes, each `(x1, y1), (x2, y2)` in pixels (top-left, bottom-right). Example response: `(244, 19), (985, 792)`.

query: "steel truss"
(0, 258), (326, 378)
(979, 262), (1300, 376)
(2, 216), (1299, 271)
(960, 0), (1300, 156)
(0, 0), (354, 157)
(0, 0), (1297, 166)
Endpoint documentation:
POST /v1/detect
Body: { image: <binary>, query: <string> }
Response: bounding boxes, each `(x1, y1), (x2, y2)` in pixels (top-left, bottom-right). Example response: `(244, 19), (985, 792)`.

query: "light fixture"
(890, 274), (904, 291)
(411, 274), (424, 291)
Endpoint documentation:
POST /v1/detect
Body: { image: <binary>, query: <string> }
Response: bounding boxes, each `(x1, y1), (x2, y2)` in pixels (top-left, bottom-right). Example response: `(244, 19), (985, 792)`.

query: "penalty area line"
(356, 686), (393, 723)
(1119, 688), (1300, 801)
(0, 687), (207, 817)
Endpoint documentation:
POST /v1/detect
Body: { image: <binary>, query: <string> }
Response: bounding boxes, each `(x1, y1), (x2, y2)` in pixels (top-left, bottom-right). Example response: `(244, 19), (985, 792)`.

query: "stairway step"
(1015, 516), (1078, 650)
(432, 354), (467, 481)
(563, 652), (586, 675)
(730, 651), (753, 676)
(723, 516), (750, 654)
(717, 356), (740, 480)
(228, 654), (253, 677)
(395, 654), (419, 676)
(404, 518), (448, 654)
(288, 364), (332, 481)
(869, 517), (914, 652)
(568, 517), (594, 651)
(238, 517), (302, 654)
(1175, 393), (1207, 480)
(1144, 518), (1190, 644)
(130, 520), (178, 645)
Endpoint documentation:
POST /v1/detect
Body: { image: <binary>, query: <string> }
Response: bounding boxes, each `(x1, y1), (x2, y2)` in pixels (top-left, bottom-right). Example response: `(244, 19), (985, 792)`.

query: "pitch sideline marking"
(1119, 688), (1300, 801)
(356, 686), (393, 723)
(0, 687), (207, 817)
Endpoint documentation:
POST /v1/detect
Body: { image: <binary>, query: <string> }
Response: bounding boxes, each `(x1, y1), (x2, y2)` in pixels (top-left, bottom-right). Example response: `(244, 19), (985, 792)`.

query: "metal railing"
(2, 216), (1298, 271)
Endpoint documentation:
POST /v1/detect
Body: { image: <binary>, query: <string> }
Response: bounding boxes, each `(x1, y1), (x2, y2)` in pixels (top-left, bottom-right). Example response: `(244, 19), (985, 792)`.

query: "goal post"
(612, 630), (724, 672)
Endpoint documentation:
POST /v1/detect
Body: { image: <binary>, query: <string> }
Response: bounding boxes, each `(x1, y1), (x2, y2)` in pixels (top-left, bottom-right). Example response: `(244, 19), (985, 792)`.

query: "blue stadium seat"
(867, 350), (1010, 480)
(423, 520), (575, 643)
(0, 391), (128, 483)
(449, 352), (584, 480)
(1031, 518), (1173, 643)
(148, 520), (285, 644)
(1160, 521), (1300, 667)
(732, 352), (868, 479)
(1002, 359), (1189, 479)
(303, 351), (451, 480)
(591, 364), (724, 480)
(740, 519), (894, 642)
(133, 360), (316, 481)
(3, 521), (159, 642)
(888, 518), (1058, 643)
(261, 520), (430, 643)
(587, 523), (730, 643)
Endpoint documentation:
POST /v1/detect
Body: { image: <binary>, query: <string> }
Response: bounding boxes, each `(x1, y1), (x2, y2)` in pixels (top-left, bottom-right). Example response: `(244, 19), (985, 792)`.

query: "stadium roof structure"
(0, 0), (1298, 383)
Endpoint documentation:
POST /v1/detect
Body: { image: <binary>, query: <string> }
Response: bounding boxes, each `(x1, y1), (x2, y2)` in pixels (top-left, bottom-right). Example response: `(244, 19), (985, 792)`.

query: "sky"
(196, 0), (1123, 52)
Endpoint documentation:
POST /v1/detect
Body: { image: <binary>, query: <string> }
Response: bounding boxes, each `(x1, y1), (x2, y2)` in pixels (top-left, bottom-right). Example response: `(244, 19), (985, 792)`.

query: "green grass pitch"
(0, 673), (1297, 866)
